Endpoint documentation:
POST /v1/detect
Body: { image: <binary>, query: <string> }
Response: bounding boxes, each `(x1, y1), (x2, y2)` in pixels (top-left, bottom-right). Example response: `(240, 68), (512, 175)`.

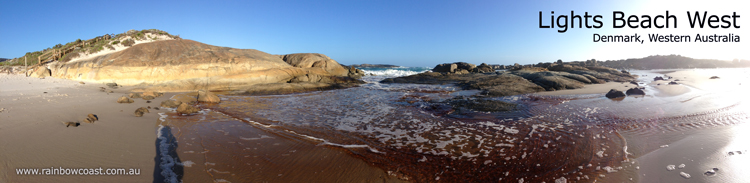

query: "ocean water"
(154, 68), (750, 182)
(357, 66), (431, 83)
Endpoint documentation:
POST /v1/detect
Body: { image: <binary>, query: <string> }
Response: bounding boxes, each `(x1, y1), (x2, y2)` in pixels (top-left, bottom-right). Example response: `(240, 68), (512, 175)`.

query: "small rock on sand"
(106, 82), (118, 89)
(134, 107), (150, 117)
(710, 76), (720, 79)
(79, 81), (85, 84)
(176, 103), (199, 114)
(198, 90), (221, 103)
(117, 96), (134, 103)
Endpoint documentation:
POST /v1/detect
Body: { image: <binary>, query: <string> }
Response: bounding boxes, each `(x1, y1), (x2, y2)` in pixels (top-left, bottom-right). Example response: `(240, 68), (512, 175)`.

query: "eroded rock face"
(197, 90), (221, 103)
(52, 40), (359, 93)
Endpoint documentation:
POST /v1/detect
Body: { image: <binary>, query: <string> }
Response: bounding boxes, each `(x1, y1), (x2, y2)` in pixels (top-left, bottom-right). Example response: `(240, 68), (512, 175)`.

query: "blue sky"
(1, 0), (746, 67)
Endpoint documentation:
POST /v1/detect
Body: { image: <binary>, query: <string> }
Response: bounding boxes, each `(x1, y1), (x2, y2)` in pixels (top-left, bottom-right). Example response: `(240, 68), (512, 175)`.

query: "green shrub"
(105, 45), (115, 50)
(121, 39), (135, 47)
(111, 40), (120, 45)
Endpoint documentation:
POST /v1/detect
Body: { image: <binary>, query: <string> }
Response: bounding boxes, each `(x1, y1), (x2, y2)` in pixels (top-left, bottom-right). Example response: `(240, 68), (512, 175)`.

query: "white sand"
(67, 33), (175, 63)
(0, 74), (172, 182)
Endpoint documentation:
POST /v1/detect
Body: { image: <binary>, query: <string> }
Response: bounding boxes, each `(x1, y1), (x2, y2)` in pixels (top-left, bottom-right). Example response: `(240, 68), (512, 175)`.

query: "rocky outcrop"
(49, 39), (362, 93)
(197, 90), (220, 103)
(605, 89), (626, 98)
(384, 63), (635, 97)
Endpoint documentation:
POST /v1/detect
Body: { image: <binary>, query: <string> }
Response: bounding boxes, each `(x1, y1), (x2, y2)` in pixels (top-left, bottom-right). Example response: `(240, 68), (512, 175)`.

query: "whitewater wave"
(358, 67), (431, 83)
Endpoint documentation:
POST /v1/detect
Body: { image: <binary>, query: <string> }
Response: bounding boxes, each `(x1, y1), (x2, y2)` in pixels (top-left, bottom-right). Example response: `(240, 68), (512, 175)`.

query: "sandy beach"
(0, 74), (164, 182)
(3, 68), (749, 182)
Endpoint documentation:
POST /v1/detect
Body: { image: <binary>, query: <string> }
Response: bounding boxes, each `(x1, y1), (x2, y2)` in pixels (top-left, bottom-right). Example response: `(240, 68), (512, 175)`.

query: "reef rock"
(197, 90), (221, 103)
(117, 96), (134, 103)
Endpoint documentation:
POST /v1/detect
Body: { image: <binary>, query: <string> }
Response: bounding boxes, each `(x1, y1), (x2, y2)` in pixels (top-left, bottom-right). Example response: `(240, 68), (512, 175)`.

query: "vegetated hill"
(0, 29), (180, 66)
(0, 58), (9, 62)
(599, 55), (750, 69)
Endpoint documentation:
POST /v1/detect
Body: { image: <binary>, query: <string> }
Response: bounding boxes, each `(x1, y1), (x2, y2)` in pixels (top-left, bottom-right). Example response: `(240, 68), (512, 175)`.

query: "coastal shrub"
(105, 45), (115, 50)
(121, 39), (135, 47)
(60, 51), (80, 62)
(111, 40), (120, 45)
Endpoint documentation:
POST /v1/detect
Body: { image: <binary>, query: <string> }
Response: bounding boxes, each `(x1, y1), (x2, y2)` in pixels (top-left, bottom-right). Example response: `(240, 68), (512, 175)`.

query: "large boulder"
(176, 103), (199, 114)
(605, 89), (626, 98)
(454, 62), (476, 71)
(31, 67), (52, 78)
(197, 90), (221, 103)
(433, 63), (457, 73)
(278, 53), (349, 76)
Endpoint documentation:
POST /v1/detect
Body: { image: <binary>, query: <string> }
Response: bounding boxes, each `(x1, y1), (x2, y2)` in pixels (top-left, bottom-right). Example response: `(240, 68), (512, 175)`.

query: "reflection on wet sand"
(154, 69), (750, 182)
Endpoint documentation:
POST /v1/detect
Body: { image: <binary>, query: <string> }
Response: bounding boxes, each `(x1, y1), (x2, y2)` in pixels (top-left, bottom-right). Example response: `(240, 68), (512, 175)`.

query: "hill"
(599, 55), (750, 69)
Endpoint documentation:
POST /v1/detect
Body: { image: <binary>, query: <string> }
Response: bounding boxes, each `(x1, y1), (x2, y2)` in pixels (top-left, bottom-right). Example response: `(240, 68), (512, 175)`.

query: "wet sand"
(3, 68), (749, 182)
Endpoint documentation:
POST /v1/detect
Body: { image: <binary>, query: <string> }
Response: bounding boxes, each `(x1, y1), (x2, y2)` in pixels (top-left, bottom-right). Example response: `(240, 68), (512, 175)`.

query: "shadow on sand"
(153, 126), (184, 183)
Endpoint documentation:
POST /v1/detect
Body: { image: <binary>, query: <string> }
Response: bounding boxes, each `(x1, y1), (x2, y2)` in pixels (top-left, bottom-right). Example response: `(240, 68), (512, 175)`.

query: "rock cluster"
(385, 62), (636, 97)
(160, 100), (183, 108)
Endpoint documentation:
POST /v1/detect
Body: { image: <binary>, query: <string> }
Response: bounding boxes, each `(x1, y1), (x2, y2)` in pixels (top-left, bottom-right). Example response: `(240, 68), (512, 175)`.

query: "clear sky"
(1, 0), (747, 67)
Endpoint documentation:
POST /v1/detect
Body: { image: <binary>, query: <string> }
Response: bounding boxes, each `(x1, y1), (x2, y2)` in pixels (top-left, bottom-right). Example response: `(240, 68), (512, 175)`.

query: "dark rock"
(106, 82), (118, 89)
(134, 107), (149, 117)
(62, 122), (80, 127)
(626, 87), (646, 95)
(154, 107), (160, 110)
(117, 96), (134, 103)
(472, 63), (494, 73)
(433, 63), (457, 73)
(99, 87), (107, 92)
(160, 100), (183, 108)
(146, 100), (151, 103)
(176, 103), (199, 114)
(621, 70), (630, 74)
(86, 113), (98, 123)
(630, 81), (639, 86)
(710, 76), (720, 79)
(446, 97), (517, 112)
(79, 81), (85, 84)
(142, 95), (155, 100)
(654, 76), (665, 81)
(455, 62), (476, 71)
(605, 89), (626, 98)
(668, 81), (679, 85)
